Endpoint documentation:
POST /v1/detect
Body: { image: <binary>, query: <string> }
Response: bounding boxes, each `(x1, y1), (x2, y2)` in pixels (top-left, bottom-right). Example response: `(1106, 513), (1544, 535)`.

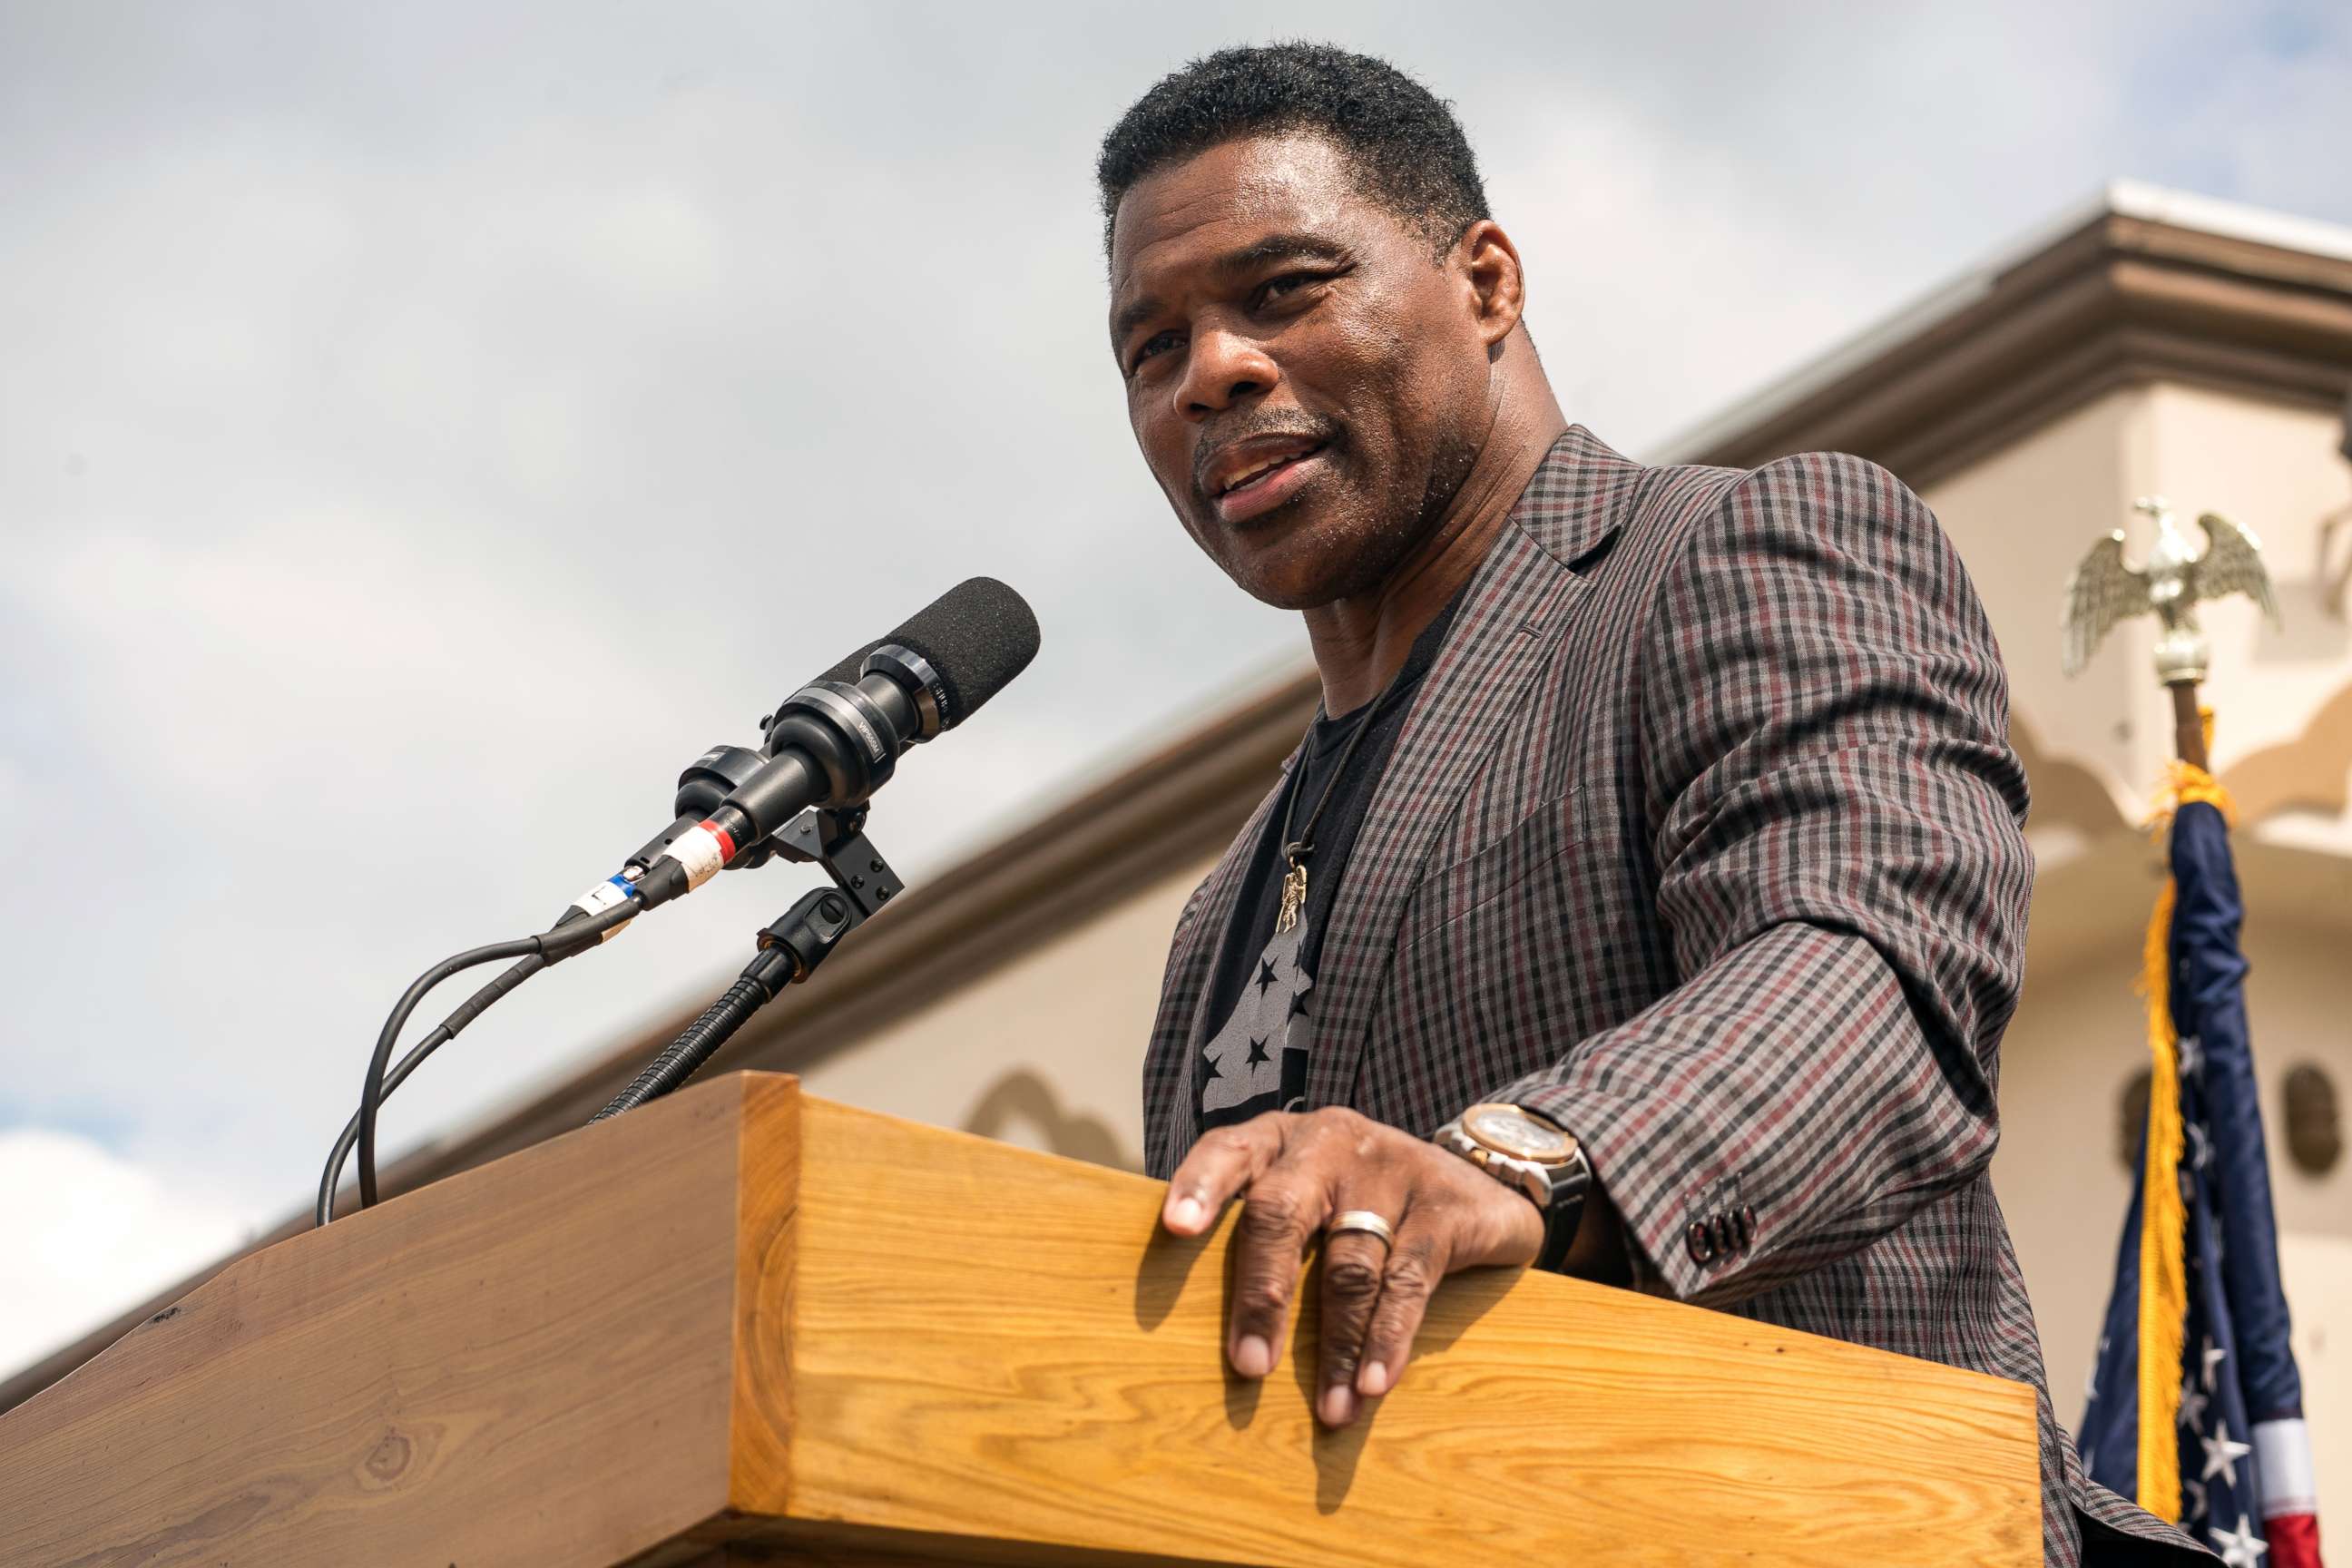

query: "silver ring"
(1328, 1210), (1396, 1249)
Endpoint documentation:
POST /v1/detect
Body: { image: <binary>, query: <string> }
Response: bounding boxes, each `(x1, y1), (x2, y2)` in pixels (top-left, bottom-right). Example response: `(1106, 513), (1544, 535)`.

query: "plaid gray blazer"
(1142, 429), (2205, 1565)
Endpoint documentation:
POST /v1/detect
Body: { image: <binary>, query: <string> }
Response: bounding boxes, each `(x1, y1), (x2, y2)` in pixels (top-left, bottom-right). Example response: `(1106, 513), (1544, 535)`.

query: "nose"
(1173, 322), (1278, 424)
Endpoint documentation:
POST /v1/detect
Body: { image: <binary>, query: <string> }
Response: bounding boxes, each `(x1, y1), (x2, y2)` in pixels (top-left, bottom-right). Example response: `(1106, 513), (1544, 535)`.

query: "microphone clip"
(752, 806), (904, 986)
(591, 803), (912, 1125)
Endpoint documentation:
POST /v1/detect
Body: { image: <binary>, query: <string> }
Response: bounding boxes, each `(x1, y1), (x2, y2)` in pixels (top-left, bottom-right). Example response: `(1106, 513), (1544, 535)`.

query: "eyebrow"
(1110, 232), (1353, 349)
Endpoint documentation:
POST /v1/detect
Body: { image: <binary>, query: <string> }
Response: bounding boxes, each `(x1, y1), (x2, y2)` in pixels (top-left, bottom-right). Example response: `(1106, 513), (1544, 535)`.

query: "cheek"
(1377, 328), (1483, 465)
(1314, 305), (1440, 463)
(1129, 402), (1221, 554)
(1129, 397), (1190, 486)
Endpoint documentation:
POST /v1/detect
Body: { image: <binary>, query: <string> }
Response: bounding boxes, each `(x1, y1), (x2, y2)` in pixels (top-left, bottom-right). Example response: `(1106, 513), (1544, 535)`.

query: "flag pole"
(2170, 680), (2208, 769)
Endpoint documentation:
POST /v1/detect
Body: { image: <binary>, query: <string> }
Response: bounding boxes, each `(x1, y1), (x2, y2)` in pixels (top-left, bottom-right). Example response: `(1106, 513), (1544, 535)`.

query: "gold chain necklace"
(1274, 681), (1406, 934)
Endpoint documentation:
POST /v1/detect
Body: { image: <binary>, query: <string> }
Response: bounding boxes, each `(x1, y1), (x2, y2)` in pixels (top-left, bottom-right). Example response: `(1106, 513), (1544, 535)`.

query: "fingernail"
(1358, 1359), (1388, 1396)
(1171, 1195), (1204, 1230)
(1233, 1334), (1273, 1377)
(1319, 1383), (1357, 1426)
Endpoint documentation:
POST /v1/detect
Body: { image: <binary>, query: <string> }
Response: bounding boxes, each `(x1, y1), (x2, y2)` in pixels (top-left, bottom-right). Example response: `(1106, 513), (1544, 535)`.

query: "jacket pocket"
(1400, 785), (1589, 955)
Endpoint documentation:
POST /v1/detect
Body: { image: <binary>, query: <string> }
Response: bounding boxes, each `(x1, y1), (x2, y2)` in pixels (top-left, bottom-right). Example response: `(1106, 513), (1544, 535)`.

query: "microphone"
(632, 577), (1039, 911)
(435, 630), (918, 1015)
(593, 636), (918, 906)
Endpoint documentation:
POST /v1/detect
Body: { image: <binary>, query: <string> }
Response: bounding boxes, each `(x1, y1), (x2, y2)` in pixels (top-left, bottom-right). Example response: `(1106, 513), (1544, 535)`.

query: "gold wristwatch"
(1434, 1102), (1591, 1271)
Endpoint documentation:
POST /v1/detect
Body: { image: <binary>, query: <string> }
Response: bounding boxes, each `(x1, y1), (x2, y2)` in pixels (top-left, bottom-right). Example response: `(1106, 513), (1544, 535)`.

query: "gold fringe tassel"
(2134, 874), (2188, 1522)
(2132, 748), (2232, 1523)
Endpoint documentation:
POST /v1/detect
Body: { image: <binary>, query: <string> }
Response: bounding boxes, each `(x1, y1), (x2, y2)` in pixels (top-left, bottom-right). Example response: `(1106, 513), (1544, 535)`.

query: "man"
(1100, 44), (2205, 1566)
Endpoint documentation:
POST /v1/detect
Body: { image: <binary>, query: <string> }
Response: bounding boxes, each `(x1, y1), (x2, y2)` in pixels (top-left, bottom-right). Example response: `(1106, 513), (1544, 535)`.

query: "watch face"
(1463, 1103), (1574, 1162)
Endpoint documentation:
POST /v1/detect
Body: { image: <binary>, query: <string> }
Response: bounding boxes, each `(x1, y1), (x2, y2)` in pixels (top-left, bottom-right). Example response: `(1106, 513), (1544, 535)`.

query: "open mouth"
(1207, 439), (1329, 524)
(1216, 443), (1324, 496)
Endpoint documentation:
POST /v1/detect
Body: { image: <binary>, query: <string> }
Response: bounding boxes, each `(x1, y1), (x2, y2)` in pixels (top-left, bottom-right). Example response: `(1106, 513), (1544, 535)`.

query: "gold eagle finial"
(2061, 496), (2281, 683)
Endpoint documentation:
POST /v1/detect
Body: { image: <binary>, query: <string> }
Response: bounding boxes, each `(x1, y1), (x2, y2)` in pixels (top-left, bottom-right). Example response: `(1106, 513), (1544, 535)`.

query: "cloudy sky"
(3, 1), (2347, 1380)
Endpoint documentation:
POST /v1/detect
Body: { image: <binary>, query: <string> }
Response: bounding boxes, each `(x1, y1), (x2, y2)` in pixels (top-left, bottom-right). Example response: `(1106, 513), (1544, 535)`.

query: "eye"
(1128, 328), (1182, 375)
(1253, 270), (1329, 309)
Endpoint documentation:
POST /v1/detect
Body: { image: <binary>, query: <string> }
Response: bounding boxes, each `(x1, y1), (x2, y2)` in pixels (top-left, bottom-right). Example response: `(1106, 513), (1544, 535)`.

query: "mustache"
(1191, 413), (1341, 496)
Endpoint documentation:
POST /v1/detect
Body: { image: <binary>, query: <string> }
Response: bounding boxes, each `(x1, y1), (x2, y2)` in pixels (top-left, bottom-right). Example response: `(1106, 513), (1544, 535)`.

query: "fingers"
(1353, 1208), (1449, 1406)
(1315, 1199), (1406, 1426)
(1164, 1109), (1520, 1417)
(1225, 1171), (1327, 1378)
(1347, 1170), (1539, 1409)
(1161, 1116), (1288, 1236)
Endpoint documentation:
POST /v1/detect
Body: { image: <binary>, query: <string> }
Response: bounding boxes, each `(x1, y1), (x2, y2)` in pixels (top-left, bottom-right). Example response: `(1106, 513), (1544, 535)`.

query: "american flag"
(2079, 791), (2323, 1567)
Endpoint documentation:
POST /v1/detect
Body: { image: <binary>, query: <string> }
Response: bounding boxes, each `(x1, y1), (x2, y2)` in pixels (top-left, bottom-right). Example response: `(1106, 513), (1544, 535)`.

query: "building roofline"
(1654, 181), (2352, 480)
(2103, 179), (2352, 265)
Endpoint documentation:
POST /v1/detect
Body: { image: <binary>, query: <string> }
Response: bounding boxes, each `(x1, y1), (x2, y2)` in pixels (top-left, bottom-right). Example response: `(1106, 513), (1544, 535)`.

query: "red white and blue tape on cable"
(568, 873), (641, 942)
(658, 819), (737, 893)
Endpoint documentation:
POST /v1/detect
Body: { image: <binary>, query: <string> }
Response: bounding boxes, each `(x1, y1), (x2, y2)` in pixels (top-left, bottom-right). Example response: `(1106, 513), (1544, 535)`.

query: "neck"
(1303, 331), (1567, 715)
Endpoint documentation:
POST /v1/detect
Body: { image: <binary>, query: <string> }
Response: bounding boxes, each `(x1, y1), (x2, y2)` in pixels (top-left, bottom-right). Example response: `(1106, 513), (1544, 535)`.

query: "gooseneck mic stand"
(590, 806), (905, 1122)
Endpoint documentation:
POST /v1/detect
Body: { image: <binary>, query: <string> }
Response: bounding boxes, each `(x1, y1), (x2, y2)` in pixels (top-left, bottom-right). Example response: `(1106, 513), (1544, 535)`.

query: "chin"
(1224, 535), (1386, 612)
(1194, 482), (1411, 610)
(1234, 573), (1330, 612)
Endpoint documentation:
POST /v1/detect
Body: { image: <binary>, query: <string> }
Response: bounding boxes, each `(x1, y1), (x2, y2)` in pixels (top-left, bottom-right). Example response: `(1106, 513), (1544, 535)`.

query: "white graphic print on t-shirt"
(1199, 916), (1314, 1116)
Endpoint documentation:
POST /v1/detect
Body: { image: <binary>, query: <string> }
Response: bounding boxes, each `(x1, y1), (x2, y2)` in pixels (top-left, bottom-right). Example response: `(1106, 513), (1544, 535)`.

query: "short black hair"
(1096, 44), (1490, 260)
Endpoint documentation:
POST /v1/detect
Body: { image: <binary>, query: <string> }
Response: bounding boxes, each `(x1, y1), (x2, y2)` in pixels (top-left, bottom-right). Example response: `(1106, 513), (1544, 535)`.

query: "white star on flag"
(2207, 1514), (2268, 1567)
(2200, 1422), (2252, 1486)
(2202, 1340), (2229, 1392)
(2182, 1476), (2209, 1524)
(2178, 1034), (2205, 1080)
(2187, 1120), (2212, 1171)
(2178, 1383), (2210, 1431)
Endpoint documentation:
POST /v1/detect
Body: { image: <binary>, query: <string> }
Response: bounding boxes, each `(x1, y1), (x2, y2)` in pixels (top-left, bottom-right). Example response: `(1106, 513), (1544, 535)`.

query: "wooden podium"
(0, 1073), (2041, 1565)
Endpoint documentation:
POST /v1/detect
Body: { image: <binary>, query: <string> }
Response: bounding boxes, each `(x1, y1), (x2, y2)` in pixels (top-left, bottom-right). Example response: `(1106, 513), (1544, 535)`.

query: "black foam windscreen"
(884, 577), (1040, 727)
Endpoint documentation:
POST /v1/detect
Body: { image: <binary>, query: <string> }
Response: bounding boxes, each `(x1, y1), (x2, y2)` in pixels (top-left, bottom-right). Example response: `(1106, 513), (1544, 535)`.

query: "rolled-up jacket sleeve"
(1504, 450), (2034, 1307)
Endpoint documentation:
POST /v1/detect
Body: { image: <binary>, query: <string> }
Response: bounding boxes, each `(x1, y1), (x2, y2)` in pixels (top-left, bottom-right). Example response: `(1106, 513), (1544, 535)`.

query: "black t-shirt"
(1195, 597), (1462, 1133)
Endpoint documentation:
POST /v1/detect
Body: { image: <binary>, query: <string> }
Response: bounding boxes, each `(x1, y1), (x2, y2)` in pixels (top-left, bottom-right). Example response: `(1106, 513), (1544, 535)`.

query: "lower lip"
(1212, 448), (1327, 526)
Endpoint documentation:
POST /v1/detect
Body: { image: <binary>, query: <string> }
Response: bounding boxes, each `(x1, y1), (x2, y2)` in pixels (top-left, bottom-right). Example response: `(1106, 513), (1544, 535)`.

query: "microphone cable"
(313, 950), (539, 1227)
(315, 875), (642, 1225)
(328, 893), (642, 1223)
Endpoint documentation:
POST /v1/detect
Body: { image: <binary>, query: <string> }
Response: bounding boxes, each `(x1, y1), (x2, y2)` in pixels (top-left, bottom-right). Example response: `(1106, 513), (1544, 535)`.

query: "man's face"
(1109, 134), (1495, 610)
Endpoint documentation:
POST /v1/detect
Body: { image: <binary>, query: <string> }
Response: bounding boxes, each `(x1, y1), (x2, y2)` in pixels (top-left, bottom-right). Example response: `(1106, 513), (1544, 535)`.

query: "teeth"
(1223, 450), (1305, 494)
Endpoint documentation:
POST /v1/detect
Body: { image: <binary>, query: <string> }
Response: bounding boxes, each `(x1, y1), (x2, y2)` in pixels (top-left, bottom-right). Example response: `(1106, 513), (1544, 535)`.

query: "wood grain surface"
(0, 1073), (794, 1567)
(0, 1073), (2040, 1566)
(730, 1073), (800, 1515)
(773, 1094), (2042, 1568)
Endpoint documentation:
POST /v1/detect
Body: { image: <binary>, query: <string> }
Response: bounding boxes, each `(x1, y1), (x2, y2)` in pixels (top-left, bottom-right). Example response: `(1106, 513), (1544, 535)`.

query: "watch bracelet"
(1433, 1113), (1588, 1271)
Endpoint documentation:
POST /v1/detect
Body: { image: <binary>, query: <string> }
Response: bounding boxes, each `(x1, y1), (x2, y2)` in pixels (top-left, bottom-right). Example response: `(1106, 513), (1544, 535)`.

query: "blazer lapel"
(1303, 429), (1632, 1113)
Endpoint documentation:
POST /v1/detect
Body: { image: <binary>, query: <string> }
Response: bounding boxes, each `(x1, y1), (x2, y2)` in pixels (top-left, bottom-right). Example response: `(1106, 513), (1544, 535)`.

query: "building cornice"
(1658, 191), (2352, 485)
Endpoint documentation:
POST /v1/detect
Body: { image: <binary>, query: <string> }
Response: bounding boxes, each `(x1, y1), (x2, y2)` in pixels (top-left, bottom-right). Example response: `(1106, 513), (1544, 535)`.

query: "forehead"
(1108, 133), (1374, 309)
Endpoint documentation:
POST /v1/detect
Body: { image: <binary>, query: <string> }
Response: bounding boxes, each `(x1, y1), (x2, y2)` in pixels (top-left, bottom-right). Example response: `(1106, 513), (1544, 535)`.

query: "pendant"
(1277, 856), (1308, 934)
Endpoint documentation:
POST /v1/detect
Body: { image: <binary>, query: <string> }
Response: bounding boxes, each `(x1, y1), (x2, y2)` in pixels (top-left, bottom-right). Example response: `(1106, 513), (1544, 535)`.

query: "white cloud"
(0, 1130), (250, 1377)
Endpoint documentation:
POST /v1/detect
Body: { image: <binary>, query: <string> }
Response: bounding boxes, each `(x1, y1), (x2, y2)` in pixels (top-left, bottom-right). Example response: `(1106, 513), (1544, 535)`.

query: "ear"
(1456, 220), (1526, 348)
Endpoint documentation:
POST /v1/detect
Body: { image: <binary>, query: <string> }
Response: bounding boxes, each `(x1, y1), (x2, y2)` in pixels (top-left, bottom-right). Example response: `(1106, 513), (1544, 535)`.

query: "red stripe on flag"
(2264, 1511), (2322, 1568)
